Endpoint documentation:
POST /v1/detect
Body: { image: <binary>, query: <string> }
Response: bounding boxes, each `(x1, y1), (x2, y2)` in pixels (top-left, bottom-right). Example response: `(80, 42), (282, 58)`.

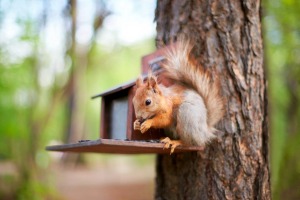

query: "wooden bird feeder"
(46, 47), (203, 154)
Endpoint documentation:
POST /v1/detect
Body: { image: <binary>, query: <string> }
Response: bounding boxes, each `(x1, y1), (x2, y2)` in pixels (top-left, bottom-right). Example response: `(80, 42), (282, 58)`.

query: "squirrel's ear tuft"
(136, 76), (143, 87)
(147, 75), (157, 88)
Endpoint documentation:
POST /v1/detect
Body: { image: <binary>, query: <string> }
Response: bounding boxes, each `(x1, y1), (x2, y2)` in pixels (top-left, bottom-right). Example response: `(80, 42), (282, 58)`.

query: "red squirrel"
(132, 39), (225, 154)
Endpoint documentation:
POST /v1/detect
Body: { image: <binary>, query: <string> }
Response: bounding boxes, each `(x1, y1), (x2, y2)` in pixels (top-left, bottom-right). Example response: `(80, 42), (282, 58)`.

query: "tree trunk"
(154, 0), (271, 199)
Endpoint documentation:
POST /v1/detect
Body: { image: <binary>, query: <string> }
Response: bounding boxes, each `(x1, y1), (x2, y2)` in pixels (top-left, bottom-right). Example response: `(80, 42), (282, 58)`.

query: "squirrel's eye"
(145, 99), (151, 106)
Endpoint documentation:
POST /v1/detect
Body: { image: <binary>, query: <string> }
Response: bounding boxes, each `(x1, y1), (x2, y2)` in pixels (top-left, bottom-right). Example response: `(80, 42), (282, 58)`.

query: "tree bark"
(154, 0), (271, 199)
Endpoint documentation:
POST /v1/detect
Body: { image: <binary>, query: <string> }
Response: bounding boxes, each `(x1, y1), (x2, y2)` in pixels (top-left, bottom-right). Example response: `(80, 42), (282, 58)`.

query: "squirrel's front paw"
(140, 120), (152, 133)
(133, 120), (140, 130)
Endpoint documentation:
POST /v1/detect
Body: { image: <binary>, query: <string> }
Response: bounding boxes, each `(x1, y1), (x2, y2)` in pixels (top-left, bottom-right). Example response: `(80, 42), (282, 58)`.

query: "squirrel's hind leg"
(160, 137), (183, 154)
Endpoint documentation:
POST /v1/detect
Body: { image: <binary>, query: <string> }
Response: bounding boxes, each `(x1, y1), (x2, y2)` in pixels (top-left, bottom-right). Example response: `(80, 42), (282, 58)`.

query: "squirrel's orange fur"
(133, 39), (225, 153)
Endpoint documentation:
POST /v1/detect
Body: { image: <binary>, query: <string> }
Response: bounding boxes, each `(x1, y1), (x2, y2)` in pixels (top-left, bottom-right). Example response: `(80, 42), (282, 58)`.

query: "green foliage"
(264, 0), (300, 199)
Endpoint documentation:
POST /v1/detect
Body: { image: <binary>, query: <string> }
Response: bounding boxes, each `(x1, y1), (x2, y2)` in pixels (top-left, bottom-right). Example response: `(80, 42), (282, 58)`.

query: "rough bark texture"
(154, 0), (271, 199)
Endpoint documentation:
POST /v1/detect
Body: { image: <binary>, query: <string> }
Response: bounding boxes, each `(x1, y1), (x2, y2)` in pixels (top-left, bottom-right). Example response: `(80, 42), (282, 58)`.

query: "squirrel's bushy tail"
(162, 39), (224, 129)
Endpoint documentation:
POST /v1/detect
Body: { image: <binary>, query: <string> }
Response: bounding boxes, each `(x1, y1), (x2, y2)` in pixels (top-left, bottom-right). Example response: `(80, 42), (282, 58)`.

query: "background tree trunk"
(62, 0), (108, 164)
(154, 0), (271, 199)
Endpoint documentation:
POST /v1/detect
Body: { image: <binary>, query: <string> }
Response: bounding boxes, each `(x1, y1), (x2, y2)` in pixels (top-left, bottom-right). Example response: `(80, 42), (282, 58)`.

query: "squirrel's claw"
(160, 137), (182, 154)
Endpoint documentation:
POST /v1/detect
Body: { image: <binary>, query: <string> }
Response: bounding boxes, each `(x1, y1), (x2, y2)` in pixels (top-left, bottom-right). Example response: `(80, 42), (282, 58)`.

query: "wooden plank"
(100, 98), (108, 139)
(45, 139), (204, 154)
(126, 87), (135, 140)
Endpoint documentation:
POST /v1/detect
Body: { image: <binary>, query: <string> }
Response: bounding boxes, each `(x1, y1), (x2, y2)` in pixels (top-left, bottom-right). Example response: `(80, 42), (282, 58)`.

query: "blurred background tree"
(264, 0), (300, 199)
(0, 0), (299, 199)
(0, 0), (156, 199)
